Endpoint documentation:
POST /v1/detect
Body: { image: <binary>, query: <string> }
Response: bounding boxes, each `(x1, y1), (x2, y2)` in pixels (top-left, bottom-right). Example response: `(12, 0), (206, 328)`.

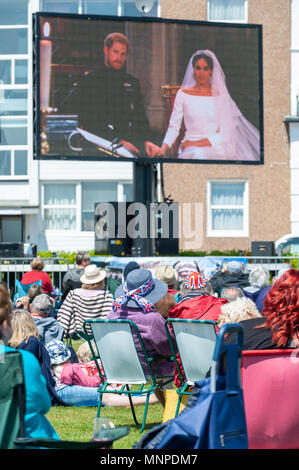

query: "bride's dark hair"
(192, 53), (213, 70)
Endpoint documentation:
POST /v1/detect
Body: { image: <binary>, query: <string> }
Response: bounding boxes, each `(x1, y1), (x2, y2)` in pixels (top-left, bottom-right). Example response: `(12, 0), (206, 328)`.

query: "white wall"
(39, 160), (133, 181)
(24, 160), (133, 252)
(291, 0), (299, 114)
(290, 0), (299, 234)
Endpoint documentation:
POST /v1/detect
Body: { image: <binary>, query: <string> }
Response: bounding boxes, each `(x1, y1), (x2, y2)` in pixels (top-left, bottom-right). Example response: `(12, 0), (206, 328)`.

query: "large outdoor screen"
(34, 13), (263, 164)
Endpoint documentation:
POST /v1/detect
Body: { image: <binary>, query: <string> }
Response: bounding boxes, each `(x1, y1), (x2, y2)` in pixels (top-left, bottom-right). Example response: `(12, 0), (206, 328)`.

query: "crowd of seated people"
(2, 252), (299, 445)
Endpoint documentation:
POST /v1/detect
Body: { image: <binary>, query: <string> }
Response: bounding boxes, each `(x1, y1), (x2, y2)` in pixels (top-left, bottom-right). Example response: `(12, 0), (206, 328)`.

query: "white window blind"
(207, 180), (248, 237)
(208, 0), (247, 22)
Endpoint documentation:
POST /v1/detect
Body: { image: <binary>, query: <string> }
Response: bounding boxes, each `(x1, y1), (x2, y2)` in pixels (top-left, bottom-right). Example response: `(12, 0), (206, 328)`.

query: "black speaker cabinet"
(0, 242), (24, 258)
(251, 241), (275, 257)
(95, 202), (133, 256)
(152, 202), (179, 256)
(154, 237), (179, 256)
(94, 201), (179, 257)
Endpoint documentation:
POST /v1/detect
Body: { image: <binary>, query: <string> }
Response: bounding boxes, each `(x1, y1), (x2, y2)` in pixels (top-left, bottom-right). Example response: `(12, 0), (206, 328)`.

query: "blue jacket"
(33, 317), (65, 345)
(1, 344), (59, 439)
(242, 285), (271, 313)
(17, 337), (67, 406)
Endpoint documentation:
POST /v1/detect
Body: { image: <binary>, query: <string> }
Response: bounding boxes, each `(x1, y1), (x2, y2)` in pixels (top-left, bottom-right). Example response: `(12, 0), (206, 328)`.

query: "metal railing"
(215, 256), (298, 274)
(0, 257), (69, 296)
(1, 255), (298, 298)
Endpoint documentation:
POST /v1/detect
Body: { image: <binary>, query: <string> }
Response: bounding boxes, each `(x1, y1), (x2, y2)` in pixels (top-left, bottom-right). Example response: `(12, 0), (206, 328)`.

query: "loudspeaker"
(94, 201), (179, 257)
(154, 237), (179, 256)
(108, 237), (132, 257)
(251, 241), (275, 257)
(95, 202), (133, 256)
(152, 202), (179, 255)
(0, 242), (24, 258)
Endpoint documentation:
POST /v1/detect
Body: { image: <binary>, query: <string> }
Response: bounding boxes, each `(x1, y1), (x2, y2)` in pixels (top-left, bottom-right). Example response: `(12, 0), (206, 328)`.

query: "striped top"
(57, 288), (114, 337)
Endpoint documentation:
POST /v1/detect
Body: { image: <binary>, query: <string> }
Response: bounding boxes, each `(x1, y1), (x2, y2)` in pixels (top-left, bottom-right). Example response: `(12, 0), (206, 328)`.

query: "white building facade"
(0, 0), (161, 252)
(288, 0), (299, 235)
(1, 0), (292, 254)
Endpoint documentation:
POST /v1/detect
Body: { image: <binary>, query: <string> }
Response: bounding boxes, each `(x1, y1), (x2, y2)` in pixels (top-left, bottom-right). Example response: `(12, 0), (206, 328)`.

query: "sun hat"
(46, 340), (71, 365)
(173, 261), (199, 282)
(123, 261), (140, 280)
(156, 265), (178, 285)
(227, 261), (243, 274)
(114, 268), (168, 311)
(31, 294), (53, 316)
(184, 272), (208, 290)
(80, 264), (106, 284)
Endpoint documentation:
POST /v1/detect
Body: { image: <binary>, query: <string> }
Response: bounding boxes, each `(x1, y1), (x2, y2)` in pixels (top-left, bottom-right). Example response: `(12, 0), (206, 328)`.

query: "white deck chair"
(165, 318), (217, 417)
(83, 319), (173, 433)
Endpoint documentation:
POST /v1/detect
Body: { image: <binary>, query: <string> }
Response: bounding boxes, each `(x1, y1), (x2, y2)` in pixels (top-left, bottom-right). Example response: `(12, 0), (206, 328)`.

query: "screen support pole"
(132, 161), (156, 257)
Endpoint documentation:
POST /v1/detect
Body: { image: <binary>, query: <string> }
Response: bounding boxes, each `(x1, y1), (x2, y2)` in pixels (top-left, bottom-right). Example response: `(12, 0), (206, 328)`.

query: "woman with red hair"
(224, 269), (299, 349)
(262, 269), (299, 347)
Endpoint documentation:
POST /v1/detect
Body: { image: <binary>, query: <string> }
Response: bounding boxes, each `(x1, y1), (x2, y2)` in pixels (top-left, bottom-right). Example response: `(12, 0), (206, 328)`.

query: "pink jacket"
(60, 363), (101, 387)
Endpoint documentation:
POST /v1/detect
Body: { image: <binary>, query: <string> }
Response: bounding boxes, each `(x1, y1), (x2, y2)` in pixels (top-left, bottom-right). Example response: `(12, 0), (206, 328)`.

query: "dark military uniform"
(71, 66), (154, 155)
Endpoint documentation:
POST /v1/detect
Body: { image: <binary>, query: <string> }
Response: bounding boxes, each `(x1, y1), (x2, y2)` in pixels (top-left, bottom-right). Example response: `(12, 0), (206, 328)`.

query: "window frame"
(207, 0), (248, 23)
(0, 21), (29, 177)
(42, 181), (132, 233)
(42, 182), (79, 232)
(41, 0), (160, 17)
(207, 179), (249, 238)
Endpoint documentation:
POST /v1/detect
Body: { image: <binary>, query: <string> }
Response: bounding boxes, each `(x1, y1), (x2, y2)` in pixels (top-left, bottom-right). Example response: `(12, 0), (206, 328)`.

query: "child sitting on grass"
(46, 340), (158, 407)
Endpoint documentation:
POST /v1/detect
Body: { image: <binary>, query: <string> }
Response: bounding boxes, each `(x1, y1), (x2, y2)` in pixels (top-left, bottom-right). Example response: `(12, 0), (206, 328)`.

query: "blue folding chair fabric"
(14, 280), (42, 301)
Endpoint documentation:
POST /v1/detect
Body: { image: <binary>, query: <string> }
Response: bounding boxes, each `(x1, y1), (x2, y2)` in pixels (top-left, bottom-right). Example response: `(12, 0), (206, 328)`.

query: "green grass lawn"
(47, 402), (164, 449)
(47, 339), (166, 449)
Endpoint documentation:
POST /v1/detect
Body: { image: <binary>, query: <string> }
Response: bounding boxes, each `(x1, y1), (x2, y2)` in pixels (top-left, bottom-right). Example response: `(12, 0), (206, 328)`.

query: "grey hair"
(220, 286), (244, 302)
(180, 281), (213, 297)
(249, 266), (270, 288)
(75, 251), (90, 265)
(217, 297), (261, 328)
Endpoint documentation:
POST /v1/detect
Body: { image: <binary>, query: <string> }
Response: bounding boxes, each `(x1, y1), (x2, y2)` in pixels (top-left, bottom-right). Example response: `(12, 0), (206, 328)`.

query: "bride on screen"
(157, 49), (260, 161)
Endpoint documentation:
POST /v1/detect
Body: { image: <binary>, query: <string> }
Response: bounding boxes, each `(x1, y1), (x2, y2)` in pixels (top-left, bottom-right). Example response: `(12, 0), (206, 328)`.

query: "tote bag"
(135, 323), (248, 450)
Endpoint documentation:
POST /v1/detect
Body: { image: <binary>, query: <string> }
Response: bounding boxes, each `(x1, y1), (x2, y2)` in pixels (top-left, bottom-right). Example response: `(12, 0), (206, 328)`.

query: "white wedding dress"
(162, 49), (260, 162)
(163, 89), (230, 160)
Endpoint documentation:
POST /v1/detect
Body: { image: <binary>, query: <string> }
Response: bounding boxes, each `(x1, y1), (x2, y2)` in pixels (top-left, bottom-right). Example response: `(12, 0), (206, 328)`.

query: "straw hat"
(80, 264), (106, 284)
(156, 265), (178, 286)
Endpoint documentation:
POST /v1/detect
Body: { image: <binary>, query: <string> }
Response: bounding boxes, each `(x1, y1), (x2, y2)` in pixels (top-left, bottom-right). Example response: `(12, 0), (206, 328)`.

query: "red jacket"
(21, 271), (53, 294)
(168, 287), (179, 295)
(168, 295), (228, 388)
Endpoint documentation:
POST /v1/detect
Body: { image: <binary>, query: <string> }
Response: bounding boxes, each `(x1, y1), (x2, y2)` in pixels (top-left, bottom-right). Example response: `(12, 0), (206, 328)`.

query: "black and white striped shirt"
(57, 288), (113, 337)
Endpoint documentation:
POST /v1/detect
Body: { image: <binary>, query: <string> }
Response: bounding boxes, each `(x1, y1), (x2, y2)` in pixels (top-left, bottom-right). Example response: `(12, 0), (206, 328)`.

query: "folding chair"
(242, 349), (299, 449)
(83, 319), (173, 433)
(165, 318), (217, 417)
(0, 348), (129, 449)
(14, 279), (42, 301)
(65, 330), (93, 348)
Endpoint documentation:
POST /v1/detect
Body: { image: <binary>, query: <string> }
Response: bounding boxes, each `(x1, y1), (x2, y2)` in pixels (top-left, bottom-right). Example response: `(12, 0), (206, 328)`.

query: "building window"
(0, 0), (28, 177)
(43, 181), (131, 231)
(42, 0), (159, 16)
(207, 180), (248, 237)
(82, 0), (119, 15)
(0, 216), (23, 242)
(207, 0), (247, 22)
(123, 183), (133, 202)
(81, 181), (118, 231)
(43, 183), (77, 230)
(0, 0), (28, 26)
(0, 117), (28, 176)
